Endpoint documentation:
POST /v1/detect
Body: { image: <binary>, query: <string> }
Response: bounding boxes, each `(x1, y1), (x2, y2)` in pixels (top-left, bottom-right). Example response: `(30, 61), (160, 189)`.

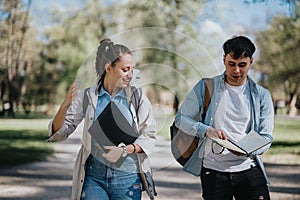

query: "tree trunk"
(5, 1), (18, 118)
(288, 85), (300, 117)
(18, 0), (32, 115)
(4, 0), (32, 117)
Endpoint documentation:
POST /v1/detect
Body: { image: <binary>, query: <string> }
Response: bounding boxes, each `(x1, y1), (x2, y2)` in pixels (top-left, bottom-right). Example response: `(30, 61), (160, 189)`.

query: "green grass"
(0, 115), (299, 167)
(1, 111), (50, 119)
(0, 119), (53, 168)
(155, 114), (300, 156)
(268, 118), (300, 155)
(155, 113), (174, 140)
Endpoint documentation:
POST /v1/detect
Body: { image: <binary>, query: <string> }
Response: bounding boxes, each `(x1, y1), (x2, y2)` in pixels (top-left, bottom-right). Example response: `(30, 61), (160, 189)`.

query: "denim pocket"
(119, 156), (138, 173)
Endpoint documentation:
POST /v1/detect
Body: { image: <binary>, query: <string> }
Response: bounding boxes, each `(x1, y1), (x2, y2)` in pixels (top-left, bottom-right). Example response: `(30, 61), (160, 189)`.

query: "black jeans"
(200, 166), (270, 200)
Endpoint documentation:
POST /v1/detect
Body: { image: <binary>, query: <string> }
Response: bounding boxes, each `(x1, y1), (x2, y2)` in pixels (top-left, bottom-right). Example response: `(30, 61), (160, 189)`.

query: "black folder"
(88, 101), (138, 149)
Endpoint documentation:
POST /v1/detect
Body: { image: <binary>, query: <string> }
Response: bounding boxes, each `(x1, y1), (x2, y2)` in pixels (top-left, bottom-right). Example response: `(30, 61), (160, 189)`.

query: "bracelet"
(131, 143), (136, 153)
(120, 145), (127, 157)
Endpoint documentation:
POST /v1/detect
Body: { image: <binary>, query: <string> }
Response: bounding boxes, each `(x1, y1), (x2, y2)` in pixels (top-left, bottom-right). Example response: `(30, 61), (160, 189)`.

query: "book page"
(211, 130), (271, 154)
(211, 138), (246, 154)
(235, 130), (271, 153)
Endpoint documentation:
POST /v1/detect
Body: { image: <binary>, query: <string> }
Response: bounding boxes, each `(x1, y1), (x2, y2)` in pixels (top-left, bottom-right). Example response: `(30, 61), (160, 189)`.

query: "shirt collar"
(98, 86), (127, 99)
(220, 71), (258, 94)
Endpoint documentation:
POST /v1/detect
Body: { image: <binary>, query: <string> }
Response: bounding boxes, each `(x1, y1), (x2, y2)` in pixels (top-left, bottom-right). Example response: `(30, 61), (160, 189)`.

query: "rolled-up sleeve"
(175, 80), (210, 139)
(134, 94), (157, 156)
(253, 88), (274, 155)
(47, 90), (85, 142)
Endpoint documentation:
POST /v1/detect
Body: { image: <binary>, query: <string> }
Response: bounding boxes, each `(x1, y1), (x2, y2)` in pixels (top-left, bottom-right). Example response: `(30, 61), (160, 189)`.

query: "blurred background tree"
(123, 0), (208, 104)
(0, 0), (299, 117)
(0, 0), (43, 117)
(255, 3), (300, 117)
(40, 0), (113, 114)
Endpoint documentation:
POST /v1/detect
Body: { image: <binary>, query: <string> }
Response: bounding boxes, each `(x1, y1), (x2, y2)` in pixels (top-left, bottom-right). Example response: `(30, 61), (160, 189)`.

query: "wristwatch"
(120, 145), (127, 157)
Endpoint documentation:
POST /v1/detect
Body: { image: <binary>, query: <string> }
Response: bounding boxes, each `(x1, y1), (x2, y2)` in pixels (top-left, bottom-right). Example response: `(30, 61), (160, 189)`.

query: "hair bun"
(100, 38), (114, 52)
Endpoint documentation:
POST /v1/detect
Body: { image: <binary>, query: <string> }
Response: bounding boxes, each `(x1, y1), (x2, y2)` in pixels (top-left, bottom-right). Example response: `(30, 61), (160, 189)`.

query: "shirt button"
(90, 117), (93, 120)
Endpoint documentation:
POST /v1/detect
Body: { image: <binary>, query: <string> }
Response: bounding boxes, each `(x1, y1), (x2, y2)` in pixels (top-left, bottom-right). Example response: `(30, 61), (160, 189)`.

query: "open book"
(211, 130), (271, 155)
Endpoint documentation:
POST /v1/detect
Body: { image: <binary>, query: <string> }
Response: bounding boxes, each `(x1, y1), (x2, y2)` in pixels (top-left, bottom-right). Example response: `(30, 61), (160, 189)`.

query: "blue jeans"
(81, 155), (142, 200)
(200, 166), (270, 200)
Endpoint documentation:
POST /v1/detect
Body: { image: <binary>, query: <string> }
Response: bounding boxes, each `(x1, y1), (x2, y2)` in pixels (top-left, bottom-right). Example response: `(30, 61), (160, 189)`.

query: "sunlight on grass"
(155, 113), (300, 164)
(0, 119), (53, 167)
(0, 119), (50, 130)
(0, 116), (299, 166)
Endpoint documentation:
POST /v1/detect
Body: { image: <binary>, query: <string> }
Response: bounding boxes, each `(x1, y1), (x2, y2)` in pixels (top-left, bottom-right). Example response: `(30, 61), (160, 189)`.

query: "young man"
(175, 36), (274, 200)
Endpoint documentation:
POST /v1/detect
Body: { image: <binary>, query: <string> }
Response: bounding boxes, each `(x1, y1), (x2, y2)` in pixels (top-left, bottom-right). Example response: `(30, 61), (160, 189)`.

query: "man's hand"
(228, 149), (245, 156)
(206, 127), (227, 140)
(206, 128), (246, 156)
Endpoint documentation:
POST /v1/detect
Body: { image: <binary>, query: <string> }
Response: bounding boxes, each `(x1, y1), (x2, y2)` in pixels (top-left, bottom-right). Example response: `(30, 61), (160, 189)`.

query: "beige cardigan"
(48, 84), (157, 200)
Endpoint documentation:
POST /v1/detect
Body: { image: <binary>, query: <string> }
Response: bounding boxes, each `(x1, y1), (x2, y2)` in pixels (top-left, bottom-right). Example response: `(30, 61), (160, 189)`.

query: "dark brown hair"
(95, 39), (131, 84)
(222, 36), (256, 59)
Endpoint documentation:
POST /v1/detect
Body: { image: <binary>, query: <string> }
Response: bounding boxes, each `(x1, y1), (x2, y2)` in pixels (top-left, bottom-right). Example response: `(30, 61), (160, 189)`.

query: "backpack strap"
(202, 78), (214, 120)
(82, 85), (142, 134)
(130, 86), (142, 123)
(82, 88), (90, 116)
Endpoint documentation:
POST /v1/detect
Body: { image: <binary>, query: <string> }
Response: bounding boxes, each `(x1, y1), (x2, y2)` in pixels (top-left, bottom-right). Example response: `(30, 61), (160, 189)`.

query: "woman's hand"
(102, 146), (123, 163)
(52, 82), (80, 133)
(61, 82), (80, 109)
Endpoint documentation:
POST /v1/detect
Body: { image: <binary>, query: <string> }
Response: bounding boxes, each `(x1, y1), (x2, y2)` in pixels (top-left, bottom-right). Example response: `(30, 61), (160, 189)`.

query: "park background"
(0, 0), (299, 199)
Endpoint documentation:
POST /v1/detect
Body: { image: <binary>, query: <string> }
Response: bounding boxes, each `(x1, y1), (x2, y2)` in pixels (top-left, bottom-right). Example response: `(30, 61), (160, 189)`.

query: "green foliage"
(256, 14), (300, 84)
(41, 0), (115, 104)
(0, 0), (46, 116)
(255, 4), (300, 114)
(122, 0), (208, 102)
(1, 0), (210, 114)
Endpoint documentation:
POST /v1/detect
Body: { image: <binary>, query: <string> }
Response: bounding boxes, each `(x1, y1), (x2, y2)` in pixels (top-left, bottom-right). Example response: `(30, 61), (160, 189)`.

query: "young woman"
(47, 39), (157, 200)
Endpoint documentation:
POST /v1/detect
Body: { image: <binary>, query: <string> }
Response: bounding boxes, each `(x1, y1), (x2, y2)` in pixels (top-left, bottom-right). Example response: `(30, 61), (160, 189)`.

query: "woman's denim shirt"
(175, 72), (274, 183)
(92, 86), (138, 172)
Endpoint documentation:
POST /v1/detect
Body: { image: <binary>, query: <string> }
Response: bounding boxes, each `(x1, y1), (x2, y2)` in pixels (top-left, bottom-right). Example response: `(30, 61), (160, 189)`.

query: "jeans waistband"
(202, 164), (257, 175)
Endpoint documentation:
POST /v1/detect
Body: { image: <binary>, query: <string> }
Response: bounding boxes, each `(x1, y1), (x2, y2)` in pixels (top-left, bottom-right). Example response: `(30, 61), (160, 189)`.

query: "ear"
(105, 63), (111, 72)
(223, 55), (226, 64)
(250, 57), (253, 64)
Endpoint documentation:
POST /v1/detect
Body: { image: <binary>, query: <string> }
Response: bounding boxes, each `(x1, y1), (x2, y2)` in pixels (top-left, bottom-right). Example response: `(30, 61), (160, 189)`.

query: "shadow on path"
(0, 135), (299, 200)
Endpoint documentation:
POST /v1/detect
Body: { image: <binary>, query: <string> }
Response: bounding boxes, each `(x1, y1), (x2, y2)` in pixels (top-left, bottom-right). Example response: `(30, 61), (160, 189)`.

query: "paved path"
(0, 134), (299, 200)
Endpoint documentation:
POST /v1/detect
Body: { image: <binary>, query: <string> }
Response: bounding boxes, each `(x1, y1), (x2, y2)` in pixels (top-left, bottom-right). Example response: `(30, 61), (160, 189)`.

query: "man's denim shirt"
(175, 72), (274, 183)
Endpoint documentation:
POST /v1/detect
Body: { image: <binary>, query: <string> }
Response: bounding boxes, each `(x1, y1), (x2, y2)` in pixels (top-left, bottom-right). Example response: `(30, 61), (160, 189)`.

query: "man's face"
(223, 53), (253, 86)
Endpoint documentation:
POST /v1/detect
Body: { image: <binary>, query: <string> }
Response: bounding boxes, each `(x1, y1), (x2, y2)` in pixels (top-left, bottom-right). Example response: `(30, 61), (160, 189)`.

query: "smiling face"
(223, 53), (253, 86)
(105, 53), (134, 89)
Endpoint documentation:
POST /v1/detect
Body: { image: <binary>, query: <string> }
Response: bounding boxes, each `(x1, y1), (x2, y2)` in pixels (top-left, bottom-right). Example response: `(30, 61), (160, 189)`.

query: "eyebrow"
(228, 61), (247, 65)
(122, 66), (135, 70)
